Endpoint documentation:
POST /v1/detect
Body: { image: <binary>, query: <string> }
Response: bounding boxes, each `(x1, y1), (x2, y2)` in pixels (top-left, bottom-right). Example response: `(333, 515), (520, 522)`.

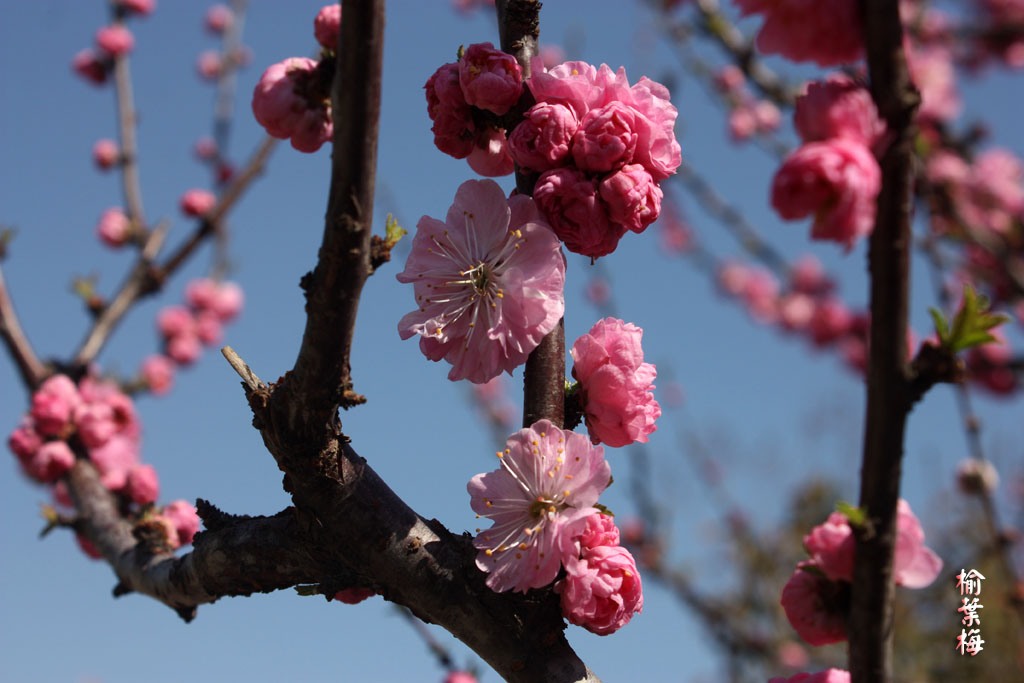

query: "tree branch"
(849, 3), (921, 681)
(112, 44), (146, 228)
(0, 259), (46, 389)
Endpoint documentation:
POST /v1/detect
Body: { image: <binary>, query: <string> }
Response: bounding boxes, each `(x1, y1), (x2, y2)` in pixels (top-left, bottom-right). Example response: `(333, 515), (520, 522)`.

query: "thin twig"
(222, 345), (263, 391)
(0, 260), (47, 389)
(112, 39), (146, 228)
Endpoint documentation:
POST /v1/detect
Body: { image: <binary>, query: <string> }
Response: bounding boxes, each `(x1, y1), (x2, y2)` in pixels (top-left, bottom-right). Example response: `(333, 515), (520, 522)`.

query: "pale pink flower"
(534, 167), (625, 258)
(735, 0), (864, 66)
(397, 179), (564, 384)
(72, 49), (108, 86)
(118, 0), (155, 15)
(526, 60), (604, 120)
(163, 500), (200, 546)
(167, 333), (202, 365)
(332, 587), (374, 604)
(571, 318), (660, 448)
(572, 101), (639, 173)
(125, 464), (159, 504)
(180, 189), (217, 217)
(88, 434), (140, 491)
(21, 441), (75, 483)
(466, 128), (514, 177)
(194, 310), (224, 346)
(251, 57), (332, 153)
(469, 420), (611, 593)
(458, 43), (523, 116)
(204, 4), (233, 34)
(956, 458), (1000, 495)
(445, 672), (478, 683)
(780, 562), (849, 646)
(93, 139), (120, 170)
(771, 138), (881, 250)
(157, 306), (197, 339)
(196, 51), (222, 81)
(599, 164), (663, 234)
(778, 293), (815, 331)
(769, 669), (851, 683)
(210, 281), (244, 321)
(96, 207), (132, 248)
(96, 25), (135, 58)
(314, 4), (342, 50)
(508, 102), (578, 172)
(140, 355), (175, 395)
(31, 375), (82, 437)
(555, 544), (643, 635)
(794, 75), (885, 147)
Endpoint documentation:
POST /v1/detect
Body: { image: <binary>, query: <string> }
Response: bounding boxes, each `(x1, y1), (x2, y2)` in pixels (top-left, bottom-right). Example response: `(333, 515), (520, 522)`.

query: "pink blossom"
(718, 261), (751, 296)
(204, 4), (233, 34)
(167, 333), (202, 366)
(572, 101), (639, 173)
(195, 310), (224, 345)
(729, 107), (757, 141)
(96, 207), (132, 248)
(458, 43), (523, 116)
(956, 458), (1000, 495)
(332, 587), (374, 604)
(96, 25), (135, 58)
(601, 69), (681, 181)
(599, 164), (663, 234)
(180, 189), (217, 217)
(469, 420), (611, 593)
(88, 434), (140, 491)
(185, 278), (218, 311)
(714, 65), (745, 93)
(72, 49), (108, 86)
(907, 45), (960, 122)
(555, 544), (643, 635)
(585, 277), (610, 306)
(771, 138), (881, 250)
(775, 641), (809, 670)
(778, 293), (815, 331)
(93, 139), (120, 170)
(74, 403), (118, 449)
(118, 0), (155, 15)
(445, 672), (478, 683)
(735, 0), (864, 66)
(397, 180), (564, 384)
(577, 513), (620, 550)
(794, 75), (886, 147)
(425, 62), (475, 159)
(196, 51), (223, 81)
(808, 298), (853, 347)
(53, 481), (73, 508)
(892, 499), (944, 588)
(789, 255), (831, 294)
(753, 100), (782, 132)
(157, 306), (197, 339)
(31, 375), (81, 437)
(21, 441), (75, 483)
(126, 464), (159, 505)
(508, 102), (578, 172)
(972, 148), (1024, 218)
(780, 562), (849, 646)
(8, 420), (42, 460)
(466, 128), (514, 177)
(251, 57), (333, 153)
(211, 281), (244, 321)
(741, 267), (780, 324)
(163, 500), (201, 546)
(314, 4), (342, 50)
(804, 512), (856, 581)
(769, 669), (851, 683)
(526, 60), (604, 120)
(534, 167), (625, 258)
(140, 355), (175, 395)
(571, 318), (660, 448)
(194, 136), (218, 160)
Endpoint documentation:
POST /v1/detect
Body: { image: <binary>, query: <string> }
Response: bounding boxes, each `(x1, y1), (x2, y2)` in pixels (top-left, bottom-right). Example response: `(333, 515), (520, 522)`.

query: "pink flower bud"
(466, 128), (514, 177)
(163, 500), (201, 546)
(96, 25), (135, 58)
(140, 354), (175, 395)
(555, 545), (643, 635)
(88, 434), (140, 491)
(808, 298), (853, 347)
(212, 281), (243, 321)
(332, 587), (375, 604)
(93, 139), (120, 170)
(180, 189), (217, 217)
(31, 375), (82, 437)
(166, 332), (202, 366)
(789, 255), (831, 294)
(425, 62), (475, 159)
(794, 75), (885, 147)
(8, 421), (42, 460)
(599, 163), (663, 234)
(717, 261), (750, 297)
(572, 101), (639, 173)
(508, 102), (578, 172)
(196, 50), (223, 81)
(204, 4), (233, 34)
(118, 0), (155, 16)
(780, 562), (848, 646)
(713, 65), (745, 93)
(74, 403), (118, 449)
(314, 4), (342, 50)
(22, 441), (75, 483)
(577, 513), (620, 550)
(96, 207), (132, 248)
(195, 310), (224, 346)
(778, 293), (815, 331)
(753, 100), (781, 132)
(185, 278), (218, 310)
(126, 464), (159, 504)
(445, 672), (478, 683)
(157, 306), (197, 339)
(458, 42), (523, 116)
(72, 49), (109, 86)
(252, 57), (333, 153)
(194, 136), (218, 160)
(534, 167), (625, 258)
(769, 669), (851, 683)
(728, 106), (757, 141)
(735, 0), (863, 66)
(53, 481), (74, 508)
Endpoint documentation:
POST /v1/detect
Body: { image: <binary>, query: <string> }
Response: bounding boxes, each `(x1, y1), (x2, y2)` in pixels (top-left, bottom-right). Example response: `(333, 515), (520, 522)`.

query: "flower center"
(528, 496), (561, 519)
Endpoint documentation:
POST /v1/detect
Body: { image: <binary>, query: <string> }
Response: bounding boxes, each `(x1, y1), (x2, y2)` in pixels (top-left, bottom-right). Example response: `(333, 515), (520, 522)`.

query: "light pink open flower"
(397, 179), (564, 384)
(556, 544), (643, 635)
(571, 318), (661, 448)
(469, 420), (611, 593)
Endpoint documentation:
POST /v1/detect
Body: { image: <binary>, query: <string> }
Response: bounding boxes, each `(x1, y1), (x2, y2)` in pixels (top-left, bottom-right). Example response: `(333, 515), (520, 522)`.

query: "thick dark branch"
(850, 3), (920, 682)
(112, 49), (146, 227)
(0, 260), (46, 389)
(290, 0), (384, 410)
(66, 460), (317, 618)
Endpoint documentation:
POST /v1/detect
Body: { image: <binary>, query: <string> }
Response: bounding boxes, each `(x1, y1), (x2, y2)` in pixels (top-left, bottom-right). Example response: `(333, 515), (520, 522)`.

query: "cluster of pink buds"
(71, 4), (152, 87)
(967, 0), (1024, 69)
(780, 500), (941, 646)
(423, 42), (522, 176)
(250, 5), (339, 153)
(926, 147), (1024, 243)
(771, 75), (885, 250)
(469, 421), (643, 635)
(152, 278), (243, 372)
(195, 4), (253, 85)
(712, 66), (781, 143)
(517, 60), (682, 258)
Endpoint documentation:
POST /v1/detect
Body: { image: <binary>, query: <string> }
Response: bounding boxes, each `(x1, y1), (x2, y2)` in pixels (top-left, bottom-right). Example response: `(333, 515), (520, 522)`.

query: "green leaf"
(384, 214), (406, 248)
(929, 307), (950, 344)
(945, 284), (1010, 353)
(836, 501), (867, 527)
(594, 503), (615, 517)
(293, 584), (322, 597)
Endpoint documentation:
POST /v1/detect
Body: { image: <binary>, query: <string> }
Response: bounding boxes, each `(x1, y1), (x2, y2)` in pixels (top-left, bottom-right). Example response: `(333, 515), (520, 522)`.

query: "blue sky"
(2, 1), (1023, 681)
